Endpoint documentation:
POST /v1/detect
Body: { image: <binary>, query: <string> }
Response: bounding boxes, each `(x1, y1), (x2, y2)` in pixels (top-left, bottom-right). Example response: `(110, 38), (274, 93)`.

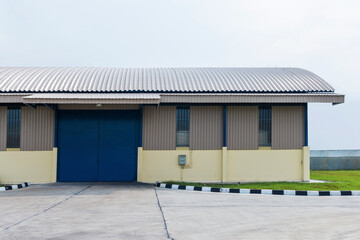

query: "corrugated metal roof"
(0, 67), (335, 93)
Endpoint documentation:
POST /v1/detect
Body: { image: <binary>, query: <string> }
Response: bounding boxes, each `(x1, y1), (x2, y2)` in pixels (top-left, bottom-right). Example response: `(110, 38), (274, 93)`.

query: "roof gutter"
(0, 93), (344, 105)
(159, 93), (345, 104)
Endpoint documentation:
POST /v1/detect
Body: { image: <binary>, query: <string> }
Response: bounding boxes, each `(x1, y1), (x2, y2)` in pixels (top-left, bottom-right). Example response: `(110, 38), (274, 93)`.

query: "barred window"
(7, 107), (21, 148)
(176, 107), (190, 147)
(259, 107), (271, 147)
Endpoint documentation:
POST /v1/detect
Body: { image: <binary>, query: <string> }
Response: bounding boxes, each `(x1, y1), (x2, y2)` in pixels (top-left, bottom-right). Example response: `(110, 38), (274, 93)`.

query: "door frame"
(56, 109), (140, 182)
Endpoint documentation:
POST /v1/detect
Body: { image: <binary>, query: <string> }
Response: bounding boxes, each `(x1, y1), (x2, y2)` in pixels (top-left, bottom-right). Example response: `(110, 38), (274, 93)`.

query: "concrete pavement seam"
(155, 182), (360, 197)
(0, 185), (93, 233)
(154, 187), (174, 240)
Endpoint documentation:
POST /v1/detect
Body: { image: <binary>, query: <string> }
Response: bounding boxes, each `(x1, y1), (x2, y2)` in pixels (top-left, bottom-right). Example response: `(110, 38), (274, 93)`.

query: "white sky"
(0, 0), (359, 149)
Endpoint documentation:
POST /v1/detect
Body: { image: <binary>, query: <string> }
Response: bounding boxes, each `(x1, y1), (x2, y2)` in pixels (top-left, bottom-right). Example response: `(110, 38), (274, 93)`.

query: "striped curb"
(0, 182), (30, 191)
(155, 182), (360, 196)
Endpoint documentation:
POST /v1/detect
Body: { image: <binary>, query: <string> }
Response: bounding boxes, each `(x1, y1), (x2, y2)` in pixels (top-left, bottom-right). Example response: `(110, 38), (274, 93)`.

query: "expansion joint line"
(0, 185), (93, 232)
(154, 187), (174, 240)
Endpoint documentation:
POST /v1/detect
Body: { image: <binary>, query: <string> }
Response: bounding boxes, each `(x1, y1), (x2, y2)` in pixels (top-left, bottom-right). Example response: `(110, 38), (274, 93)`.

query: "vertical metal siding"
(227, 106), (258, 150)
(20, 106), (55, 151)
(272, 106), (305, 149)
(142, 106), (176, 150)
(0, 106), (6, 151)
(190, 106), (223, 150)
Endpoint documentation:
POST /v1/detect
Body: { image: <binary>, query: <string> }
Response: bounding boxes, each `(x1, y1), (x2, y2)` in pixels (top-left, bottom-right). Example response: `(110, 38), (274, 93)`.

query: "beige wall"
(143, 106), (176, 150)
(227, 106), (258, 150)
(190, 106), (223, 150)
(302, 146), (310, 181)
(21, 106), (55, 151)
(227, 149), (302, 182)
(139, 147), (309, 183)
(0, 148), (57, 184)
(0, 106), (6, 151)
(272, 106), (305, 149)
(140, 149), (222, 182)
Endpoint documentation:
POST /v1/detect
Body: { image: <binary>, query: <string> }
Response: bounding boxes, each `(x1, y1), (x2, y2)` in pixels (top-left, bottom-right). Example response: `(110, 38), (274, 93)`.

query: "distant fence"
(310, 150), (360, 170)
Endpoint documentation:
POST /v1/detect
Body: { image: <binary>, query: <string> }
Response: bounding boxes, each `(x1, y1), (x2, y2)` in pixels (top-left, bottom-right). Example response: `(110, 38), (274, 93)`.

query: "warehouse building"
(0, 67), (344, 184)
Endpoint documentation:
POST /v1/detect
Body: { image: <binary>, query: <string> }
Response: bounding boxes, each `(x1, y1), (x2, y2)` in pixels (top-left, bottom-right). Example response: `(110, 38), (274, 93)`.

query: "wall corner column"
(302, 146), (310, 181)
(305, 103), (308, 146)
(137, 147), (143, 182)
(222, 106), (227, 182)
(222, 147), (228, 182)
(52, 147), (58, 182)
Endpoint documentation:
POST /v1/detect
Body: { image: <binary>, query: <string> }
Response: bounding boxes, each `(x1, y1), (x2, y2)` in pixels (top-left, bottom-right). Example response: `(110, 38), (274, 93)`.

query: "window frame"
(6, 106), (21, 149)
(258, 106), (272, 147)
(176, 106), (190, 147)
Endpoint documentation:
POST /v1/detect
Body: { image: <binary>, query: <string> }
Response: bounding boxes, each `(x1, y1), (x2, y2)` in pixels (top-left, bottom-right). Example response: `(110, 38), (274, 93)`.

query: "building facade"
(0, 67), (344, 184)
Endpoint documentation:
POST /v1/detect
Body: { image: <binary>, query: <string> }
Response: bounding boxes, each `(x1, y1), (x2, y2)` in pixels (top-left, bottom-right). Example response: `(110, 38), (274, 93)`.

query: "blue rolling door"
(58, 110), (138, 182)
(98, 111), (138, 181)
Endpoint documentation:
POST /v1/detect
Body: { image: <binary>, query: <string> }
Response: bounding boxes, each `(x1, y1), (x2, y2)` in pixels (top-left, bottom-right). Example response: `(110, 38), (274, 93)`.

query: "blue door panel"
(58, 110), (138, 182)
(98, 111), (138, 181)
(58, 111), (99, 182)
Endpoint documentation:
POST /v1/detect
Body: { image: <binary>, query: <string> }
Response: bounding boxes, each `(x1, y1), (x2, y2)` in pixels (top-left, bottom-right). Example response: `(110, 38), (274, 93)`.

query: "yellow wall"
(139, 147), (309, 183)
(227, 149), (302, 182)
(0, 146), (309, 184)
(140, 148), (222, 182)
(0, 148), (57, 184)
(302, 146), (310, 181)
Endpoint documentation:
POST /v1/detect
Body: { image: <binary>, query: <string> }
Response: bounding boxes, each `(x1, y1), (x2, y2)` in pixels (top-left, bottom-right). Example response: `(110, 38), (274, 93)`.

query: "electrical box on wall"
(178, 155), (186, 165)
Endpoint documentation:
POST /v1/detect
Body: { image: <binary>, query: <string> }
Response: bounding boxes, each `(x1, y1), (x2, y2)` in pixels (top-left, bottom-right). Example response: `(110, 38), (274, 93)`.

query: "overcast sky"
(0, 0), (359, 149)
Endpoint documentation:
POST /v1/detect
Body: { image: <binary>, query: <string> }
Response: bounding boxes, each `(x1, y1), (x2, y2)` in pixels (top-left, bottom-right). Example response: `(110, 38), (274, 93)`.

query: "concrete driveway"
(1, 183), (360, 240)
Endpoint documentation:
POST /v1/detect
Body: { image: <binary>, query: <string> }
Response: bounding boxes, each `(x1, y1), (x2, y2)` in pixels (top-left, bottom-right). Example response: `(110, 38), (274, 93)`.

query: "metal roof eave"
(21, 93), (161, 105)
(0, 92), (344, 104)
(158, 93), (345, 104)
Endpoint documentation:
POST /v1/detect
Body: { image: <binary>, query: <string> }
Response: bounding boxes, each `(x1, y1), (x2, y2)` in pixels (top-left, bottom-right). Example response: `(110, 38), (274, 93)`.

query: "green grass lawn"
(165, 170), (360, 191)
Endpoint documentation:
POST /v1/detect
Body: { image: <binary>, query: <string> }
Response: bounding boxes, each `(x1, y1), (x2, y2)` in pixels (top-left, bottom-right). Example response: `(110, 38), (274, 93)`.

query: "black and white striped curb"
(155, 182), (360, 196)
(0, 182), (30, 191)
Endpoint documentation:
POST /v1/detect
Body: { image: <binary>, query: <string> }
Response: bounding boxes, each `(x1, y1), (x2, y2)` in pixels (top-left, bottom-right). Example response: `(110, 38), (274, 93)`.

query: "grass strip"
(165, 170), (360, 191)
